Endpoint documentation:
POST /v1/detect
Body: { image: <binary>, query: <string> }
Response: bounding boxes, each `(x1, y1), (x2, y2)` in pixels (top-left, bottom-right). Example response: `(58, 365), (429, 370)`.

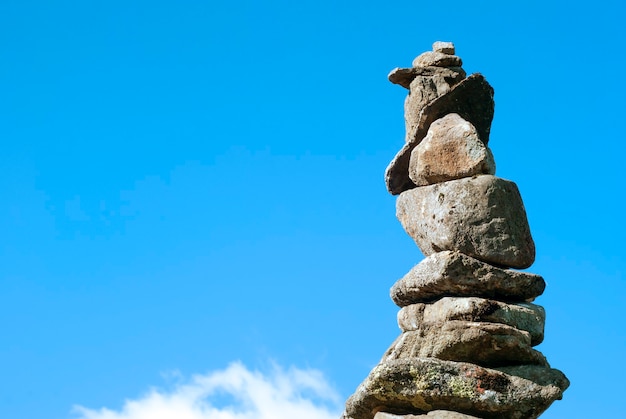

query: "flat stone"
(413, 51), (463, 68)
(408, 113), (495, 186)
(376, 411), (479, 419)
(396, 175), (535, 268)
(385, 74), (494, 195)
(381, 321), (546, 367)
(389, 66), (466, 90)
(342, 358), (569, 419)
(390, 251), (545, 306)
(398, 297), (545, 346)
(432, 41), (455, 55)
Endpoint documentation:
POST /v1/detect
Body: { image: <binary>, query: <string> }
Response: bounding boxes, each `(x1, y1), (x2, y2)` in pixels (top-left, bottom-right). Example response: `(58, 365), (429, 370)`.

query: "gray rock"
(413, 51), (463, 68)
(381, 321), (546, 367)
(398, 297), (545, 346)
(390, 251), (545, 306)
(432, 41), (455, 55)
(495, 364), (570, 389)
(404, 76), (455, 143)
(385, 74), (494, 195)
(396, 175), (535, 268)
(342, 358), (569, 419)
(375, 411), (479, 419)
(376, 411), (479, 419)
(408, 113), (495, 186)
(388, 66), (466, 90)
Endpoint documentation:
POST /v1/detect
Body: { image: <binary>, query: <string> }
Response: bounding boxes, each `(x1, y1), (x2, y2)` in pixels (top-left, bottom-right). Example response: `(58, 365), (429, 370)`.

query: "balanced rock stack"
(342, 42), (569, 419)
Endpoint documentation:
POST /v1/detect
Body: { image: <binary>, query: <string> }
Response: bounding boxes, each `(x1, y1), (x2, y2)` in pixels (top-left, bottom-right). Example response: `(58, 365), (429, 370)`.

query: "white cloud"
(72, 362), (343, 419)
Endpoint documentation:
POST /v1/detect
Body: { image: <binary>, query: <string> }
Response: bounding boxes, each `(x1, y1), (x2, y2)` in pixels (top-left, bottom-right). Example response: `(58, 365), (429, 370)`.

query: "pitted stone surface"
(341, 358), (569, 419)
(385, 74), (494, 195)
(398, 297), (545, 346)
(408, 113), (495, 186)
(382, 321), (546, 367)
(390, 251), (545, 305)
(396, 175), (535, 268)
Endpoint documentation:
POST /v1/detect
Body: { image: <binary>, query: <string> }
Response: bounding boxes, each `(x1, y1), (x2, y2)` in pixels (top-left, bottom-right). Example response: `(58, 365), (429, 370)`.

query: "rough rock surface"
(412, 51), (463, 68)
(342, 358), (569, 419)
(408, 113), (495, 186)
(376, 411), (479, 419)
(382, 322), (546, 367)
(404, 76), (463, 143)
(385, 74), (494, 195)
(396, 175), (535, 268)
(397, 297), (545, 345)
(389, 66), (466, 90)
(390, 251), (545, 305)
(432, 41), (455, 55)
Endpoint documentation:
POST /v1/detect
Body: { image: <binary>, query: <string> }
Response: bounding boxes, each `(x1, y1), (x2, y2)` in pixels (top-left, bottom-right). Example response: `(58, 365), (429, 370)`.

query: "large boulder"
(398, 297), (545, 346)
(342, 358), (569, 419)
(396, 175), (535, 268)
(390, 251), (545, 306)
(381, 321), (546, 367)
(408, 113), (495, 186)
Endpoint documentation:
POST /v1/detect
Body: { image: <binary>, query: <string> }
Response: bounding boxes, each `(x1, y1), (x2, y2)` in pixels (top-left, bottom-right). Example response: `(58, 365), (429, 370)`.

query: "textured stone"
(396, 175), (535, 268)
(404, 77), (457, 143)
(375, 411), (478, 419)
(408, 114), (495, 186)
(342, 358), (569, 419)
(388, 66), (466, 90)
(376, 411), (478, 419)
(385, 74), (494, 195)
(391, 251), (545, 306)
(381, 321), (546, 367)
(432, 41), (455, 55)
(413, 51), (462, 68)
(398, 298), (545, 346)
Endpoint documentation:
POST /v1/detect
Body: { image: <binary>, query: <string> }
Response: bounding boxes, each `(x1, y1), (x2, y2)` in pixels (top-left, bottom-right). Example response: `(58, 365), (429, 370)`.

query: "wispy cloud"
(72, 362), (343, 419)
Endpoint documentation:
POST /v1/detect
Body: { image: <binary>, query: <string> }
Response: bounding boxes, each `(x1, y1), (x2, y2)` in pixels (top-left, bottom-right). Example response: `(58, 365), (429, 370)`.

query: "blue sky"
(1, 1), (625, 418)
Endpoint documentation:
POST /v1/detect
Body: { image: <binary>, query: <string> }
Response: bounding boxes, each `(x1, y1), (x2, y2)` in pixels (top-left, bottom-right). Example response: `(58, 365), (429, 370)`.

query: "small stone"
(408, 113), (495, 186)
(390, 251), (545, 306)
(385, 74), (494, 195)
(398, 297), (545, 346)
(396, 175), (536, 268)
(381, 321), (547, 367)
(413, 51), (462, 68)
(342, 358), (569, 419)
(432, 41), (455, 55)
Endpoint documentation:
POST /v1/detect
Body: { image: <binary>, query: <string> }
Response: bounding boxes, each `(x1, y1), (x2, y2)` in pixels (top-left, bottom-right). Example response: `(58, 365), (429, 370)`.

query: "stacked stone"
(342, 43), (568, 419)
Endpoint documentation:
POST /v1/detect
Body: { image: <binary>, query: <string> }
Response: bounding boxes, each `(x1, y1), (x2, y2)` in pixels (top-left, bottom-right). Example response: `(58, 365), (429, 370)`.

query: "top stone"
(432, 41), (455, 54)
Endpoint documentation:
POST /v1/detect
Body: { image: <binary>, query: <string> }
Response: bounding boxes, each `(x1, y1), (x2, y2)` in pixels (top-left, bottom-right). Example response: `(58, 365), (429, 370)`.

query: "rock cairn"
(342, 42), (569, 419)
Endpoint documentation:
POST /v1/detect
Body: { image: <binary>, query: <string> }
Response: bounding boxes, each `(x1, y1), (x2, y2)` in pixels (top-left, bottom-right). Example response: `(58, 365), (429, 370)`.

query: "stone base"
(342, 358), (568, 419)
(375, 411), (480, 419)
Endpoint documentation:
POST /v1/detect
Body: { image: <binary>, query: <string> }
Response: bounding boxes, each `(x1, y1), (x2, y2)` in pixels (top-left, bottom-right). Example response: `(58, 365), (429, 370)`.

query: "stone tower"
(341, 42), (569, 419)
